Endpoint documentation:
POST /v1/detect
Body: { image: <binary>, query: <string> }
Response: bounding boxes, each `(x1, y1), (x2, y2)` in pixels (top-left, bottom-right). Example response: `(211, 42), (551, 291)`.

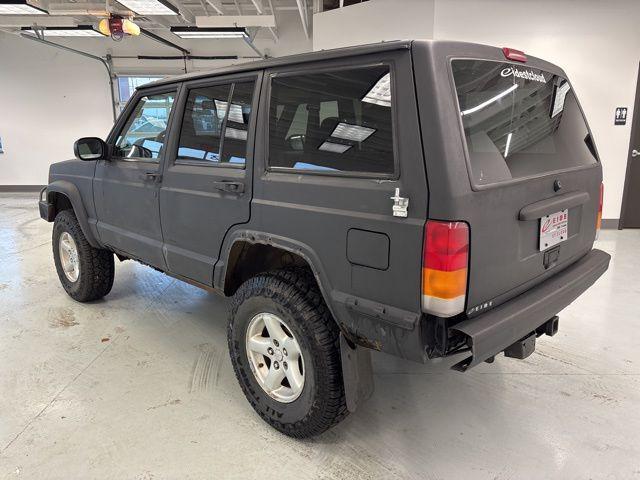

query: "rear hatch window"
(452, 60), (597, 186)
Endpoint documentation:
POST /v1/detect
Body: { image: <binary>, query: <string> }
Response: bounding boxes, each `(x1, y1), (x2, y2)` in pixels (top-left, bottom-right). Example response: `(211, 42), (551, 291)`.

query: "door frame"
(95, 83), (182, 268)
(618, 62), (640, 229)
(158, 70), (263, 284)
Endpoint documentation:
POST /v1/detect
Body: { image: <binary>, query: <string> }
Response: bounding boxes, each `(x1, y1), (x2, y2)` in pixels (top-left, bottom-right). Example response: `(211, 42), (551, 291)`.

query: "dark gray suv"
(39, 40), (610, 438)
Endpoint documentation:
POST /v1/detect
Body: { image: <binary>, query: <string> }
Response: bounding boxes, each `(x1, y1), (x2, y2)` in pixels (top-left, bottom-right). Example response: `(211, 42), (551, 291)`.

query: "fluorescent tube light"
(21, 25), (105, 36)
(461, 84), (518, 116)
(0, 1), (47, 14)
(331, 123), (375, 142)
(362, 72), (391, 107)
(504, 132), (513, 157)
(319, 141), (351, 154)
(115, 0), (179, 15)
(225, 127), (247, 140)
(170, 27), (248, 39)
(228, 104), (245, 124)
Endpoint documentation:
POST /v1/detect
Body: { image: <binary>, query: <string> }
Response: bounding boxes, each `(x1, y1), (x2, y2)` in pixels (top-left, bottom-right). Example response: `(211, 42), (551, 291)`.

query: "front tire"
(52, 210), (115, 302)
(228, 269), (348, 438)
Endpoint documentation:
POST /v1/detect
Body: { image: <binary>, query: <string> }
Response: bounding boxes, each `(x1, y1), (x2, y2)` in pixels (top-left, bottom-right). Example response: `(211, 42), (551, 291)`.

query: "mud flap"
(340, 333), (374, 413)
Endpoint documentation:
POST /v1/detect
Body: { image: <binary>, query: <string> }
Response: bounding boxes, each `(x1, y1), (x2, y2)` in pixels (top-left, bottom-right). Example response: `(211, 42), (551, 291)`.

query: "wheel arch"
(46, 180), (100, 248)
(215, 230), (338, 320)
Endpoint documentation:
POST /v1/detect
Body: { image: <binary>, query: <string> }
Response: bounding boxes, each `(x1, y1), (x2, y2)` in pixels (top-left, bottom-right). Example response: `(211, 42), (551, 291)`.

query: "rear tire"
(52, 210), (115, 302)
(228, 268), (348, 438)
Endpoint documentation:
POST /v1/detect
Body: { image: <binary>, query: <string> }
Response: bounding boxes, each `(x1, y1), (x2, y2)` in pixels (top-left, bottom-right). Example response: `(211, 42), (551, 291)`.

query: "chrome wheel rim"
(245, 313), (305, 403)
(59, 232), (80, 282)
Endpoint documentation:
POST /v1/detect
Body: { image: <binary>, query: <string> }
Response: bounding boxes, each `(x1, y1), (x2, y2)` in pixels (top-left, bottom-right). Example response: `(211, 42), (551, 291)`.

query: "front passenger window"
(115, 92), (175, 160)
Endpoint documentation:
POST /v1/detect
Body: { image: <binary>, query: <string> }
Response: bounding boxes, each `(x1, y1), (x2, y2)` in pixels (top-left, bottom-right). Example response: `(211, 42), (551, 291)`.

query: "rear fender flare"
(47, 180), (100, 248)
(215, 230), (337, 319)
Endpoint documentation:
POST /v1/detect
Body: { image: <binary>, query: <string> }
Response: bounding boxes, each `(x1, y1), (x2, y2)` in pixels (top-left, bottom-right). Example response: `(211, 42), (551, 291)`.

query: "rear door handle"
(212, 181), (244, 194)
(142, 172), (162, 183)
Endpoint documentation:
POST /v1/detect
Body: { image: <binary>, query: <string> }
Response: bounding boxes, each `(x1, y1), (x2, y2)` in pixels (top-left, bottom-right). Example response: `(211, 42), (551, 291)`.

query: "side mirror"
(74, 137), (108, 161)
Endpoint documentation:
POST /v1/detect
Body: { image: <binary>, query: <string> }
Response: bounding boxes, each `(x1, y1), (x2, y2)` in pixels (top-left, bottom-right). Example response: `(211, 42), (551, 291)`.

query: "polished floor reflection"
(0, 193), (638, 479)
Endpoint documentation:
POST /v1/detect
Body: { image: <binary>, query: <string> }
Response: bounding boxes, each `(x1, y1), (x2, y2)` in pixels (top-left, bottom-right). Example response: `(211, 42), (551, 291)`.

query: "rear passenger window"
(268, 66), (394, 175)
(222, 81), (254, 164)
(177, 80), (255, 166)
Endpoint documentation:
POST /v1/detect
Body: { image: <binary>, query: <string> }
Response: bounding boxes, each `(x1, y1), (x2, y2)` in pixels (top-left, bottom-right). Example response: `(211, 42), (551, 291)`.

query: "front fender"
(46, 180), (100, 248)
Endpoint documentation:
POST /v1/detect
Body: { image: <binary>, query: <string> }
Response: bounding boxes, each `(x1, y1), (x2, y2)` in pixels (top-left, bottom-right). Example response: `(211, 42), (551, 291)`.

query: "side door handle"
(632, 149), (640, 158)
(212, 180), (244, 194)
(142, 172), (162, 183)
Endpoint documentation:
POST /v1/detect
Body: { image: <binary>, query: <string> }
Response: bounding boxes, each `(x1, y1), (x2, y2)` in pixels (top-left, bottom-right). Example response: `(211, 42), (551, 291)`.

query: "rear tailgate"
(413, 42), (602, 316)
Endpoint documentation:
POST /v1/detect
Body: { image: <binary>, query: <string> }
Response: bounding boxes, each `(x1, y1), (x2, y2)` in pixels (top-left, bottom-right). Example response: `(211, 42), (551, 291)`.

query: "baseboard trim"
(601, 218), (619, 229)
(0, 185), (45, 192)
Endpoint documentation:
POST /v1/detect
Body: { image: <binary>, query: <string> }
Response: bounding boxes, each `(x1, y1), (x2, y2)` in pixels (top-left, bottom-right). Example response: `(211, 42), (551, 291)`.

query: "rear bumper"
(450, 248), (610, 371)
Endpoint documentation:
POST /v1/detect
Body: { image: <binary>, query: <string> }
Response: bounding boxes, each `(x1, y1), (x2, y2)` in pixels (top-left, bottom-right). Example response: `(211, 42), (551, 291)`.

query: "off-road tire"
(228, 268), (348, 438)
(52, 210), (115, 302)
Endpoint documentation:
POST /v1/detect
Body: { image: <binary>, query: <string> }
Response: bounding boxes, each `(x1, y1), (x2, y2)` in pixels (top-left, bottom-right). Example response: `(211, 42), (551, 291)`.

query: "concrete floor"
(0, 193), (638, 480)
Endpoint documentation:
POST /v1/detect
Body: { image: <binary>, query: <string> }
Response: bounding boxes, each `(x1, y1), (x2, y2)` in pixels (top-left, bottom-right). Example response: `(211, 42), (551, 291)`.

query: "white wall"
(0, 11), (311, 186)
(313, 0), (434, 51)
(0, 32), (114, 185)
(313, 0), (639, 219)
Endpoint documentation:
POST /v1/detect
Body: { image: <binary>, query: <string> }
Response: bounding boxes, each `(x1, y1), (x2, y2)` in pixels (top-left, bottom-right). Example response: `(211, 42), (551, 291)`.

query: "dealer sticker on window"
(539, 210), (568, 251)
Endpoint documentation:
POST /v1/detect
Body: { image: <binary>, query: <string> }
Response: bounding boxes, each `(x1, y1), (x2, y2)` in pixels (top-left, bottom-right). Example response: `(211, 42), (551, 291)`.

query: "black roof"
(143, 40), (413, 88)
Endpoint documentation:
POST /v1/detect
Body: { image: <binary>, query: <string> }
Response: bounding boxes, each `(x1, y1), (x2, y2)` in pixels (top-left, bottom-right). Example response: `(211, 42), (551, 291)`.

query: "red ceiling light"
(98, 15), (140, 41)
(502, 47), (527, 63)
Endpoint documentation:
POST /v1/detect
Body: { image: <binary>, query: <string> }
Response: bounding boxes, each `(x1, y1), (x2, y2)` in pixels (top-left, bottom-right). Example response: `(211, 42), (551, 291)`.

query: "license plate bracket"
(539, 209), (568, 251)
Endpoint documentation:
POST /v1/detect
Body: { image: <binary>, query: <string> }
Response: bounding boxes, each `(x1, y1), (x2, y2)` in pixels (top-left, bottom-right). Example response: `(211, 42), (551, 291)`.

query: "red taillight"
(422, 220), (469, 317)
(502, 47), (527, 63)
(596, 183), (603, 235)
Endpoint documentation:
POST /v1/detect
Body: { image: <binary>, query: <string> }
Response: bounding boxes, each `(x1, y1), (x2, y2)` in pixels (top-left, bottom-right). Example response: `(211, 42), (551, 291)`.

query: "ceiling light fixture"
(319, 141), (352, 154)
(98, 16), (140, 40)
(331, 123), (376, 142)
(21, 25), (106, 37)
(115, 0), (179, 16)
(170, 27), (248, 39)
(362, 72), (391, 107)
(461, 84), (518, 116)
(504, 132), (513, 157)
(0, 0), (47, 14)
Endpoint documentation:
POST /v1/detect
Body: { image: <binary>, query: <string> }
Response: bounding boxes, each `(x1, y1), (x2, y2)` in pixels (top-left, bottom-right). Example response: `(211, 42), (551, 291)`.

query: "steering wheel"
(155, 130), (166, 142)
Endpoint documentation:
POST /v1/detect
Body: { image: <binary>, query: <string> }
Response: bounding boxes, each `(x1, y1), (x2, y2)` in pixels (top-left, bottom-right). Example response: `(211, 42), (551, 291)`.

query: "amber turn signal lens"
(422, 268), (467, 299)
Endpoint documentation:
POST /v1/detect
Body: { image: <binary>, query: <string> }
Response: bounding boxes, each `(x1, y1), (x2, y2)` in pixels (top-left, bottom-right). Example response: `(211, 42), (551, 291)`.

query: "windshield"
(452, 59), (598, 186)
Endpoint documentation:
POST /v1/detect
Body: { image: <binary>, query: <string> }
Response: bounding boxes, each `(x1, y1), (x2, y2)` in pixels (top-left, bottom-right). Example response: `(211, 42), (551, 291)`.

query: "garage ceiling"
(0, 0), (312, 49)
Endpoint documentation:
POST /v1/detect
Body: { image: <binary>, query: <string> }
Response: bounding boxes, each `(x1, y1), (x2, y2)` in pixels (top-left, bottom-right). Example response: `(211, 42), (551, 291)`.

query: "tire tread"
(53, 210), (114, 302)
(229, 267), (348, 438)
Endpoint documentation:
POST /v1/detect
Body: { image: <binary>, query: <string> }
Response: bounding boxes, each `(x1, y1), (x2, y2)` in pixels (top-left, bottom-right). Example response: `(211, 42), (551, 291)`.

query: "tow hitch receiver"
(504, 332), (536, 360)
(503, 316), (559, 361)
(537, 315), (559, 337)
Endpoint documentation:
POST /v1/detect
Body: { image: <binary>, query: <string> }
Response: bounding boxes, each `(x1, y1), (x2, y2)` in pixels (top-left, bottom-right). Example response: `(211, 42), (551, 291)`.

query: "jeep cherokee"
(39, 40), (611, 438)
